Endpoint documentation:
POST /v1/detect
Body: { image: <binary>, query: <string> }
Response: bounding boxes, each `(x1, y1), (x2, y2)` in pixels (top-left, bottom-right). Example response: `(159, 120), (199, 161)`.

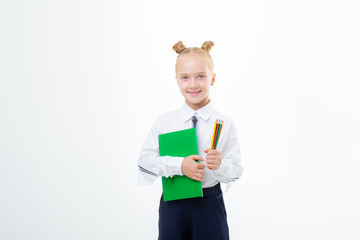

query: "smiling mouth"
(187, 91), (201, 96)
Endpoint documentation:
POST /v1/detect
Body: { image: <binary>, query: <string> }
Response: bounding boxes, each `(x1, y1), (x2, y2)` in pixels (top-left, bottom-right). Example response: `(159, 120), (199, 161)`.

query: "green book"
(158, 128), (203, 201)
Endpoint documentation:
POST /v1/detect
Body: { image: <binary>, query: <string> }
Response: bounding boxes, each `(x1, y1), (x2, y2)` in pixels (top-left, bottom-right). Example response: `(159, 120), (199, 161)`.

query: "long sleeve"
(210, 121), (243, 188)
(137, 118), (184, 185)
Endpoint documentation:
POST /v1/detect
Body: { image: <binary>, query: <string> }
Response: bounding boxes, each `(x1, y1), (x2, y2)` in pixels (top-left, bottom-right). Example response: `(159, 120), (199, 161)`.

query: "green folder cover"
(159, 128), (203, 201)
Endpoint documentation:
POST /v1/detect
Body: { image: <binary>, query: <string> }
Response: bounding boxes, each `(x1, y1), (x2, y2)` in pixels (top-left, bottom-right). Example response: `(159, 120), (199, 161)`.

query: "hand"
(181, 155), (205, 181)
(204, 148), (222, 170)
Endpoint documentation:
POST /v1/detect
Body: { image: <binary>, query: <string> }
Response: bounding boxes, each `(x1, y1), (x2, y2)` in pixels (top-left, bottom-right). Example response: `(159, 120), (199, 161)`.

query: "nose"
(190, 78), (197, 88)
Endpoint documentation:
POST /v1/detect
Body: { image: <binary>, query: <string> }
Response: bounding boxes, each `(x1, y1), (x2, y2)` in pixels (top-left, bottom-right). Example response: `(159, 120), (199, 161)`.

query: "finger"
(206, 163), (217, 169)
(196, 173), (204, 181)
(191, 176), (198, 181)
(204, 148), (211, 153)
(193, 175), (203, 181)
(192, 155), (204, 161)
(196, 172), (203, 178)
(198, 169), (205, 175)
(208, 150), (220, 156)
(206, 159), (217, 164)
(206, 155), (216, 161)
(198, 164), (205, 169)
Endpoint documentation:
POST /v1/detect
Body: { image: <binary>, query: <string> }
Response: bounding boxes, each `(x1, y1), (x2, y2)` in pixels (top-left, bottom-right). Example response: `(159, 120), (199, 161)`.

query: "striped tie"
(192, 115), (198, 128)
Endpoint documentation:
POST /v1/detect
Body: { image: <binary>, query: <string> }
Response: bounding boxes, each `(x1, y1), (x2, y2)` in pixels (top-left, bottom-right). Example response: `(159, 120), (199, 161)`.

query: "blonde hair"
(172, 40), (215, 74)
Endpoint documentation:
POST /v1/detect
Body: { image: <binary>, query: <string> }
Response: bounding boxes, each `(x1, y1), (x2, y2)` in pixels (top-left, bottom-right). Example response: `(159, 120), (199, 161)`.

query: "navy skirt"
(158, 183), (229, 240)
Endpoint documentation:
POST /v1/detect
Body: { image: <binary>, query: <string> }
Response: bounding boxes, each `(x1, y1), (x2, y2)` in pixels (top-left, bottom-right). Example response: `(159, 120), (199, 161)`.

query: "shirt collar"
(181, 100), (214, 123)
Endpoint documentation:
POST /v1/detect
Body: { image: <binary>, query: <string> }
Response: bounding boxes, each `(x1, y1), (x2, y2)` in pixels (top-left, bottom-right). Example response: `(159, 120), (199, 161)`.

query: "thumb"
(204, 148), (211, 153)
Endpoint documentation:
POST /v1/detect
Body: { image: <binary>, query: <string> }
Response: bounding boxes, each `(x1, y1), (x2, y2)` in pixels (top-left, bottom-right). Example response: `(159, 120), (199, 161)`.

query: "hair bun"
(201, 41), (215, 52)
(172, 40), (187, 54)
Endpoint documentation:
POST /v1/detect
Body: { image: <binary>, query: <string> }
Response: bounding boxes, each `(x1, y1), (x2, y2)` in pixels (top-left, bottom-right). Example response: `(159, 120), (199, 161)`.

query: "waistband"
(202, 183), (221, 198)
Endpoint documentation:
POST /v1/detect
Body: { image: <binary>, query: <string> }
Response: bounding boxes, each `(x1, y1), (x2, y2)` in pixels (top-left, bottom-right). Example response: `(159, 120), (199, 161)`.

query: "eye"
(198, 74), (206, 79)
(181, 76), (188, 80)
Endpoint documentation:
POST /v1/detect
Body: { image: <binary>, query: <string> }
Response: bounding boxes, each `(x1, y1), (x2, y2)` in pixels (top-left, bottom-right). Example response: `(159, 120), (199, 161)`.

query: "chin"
(187, 99), (206, 105)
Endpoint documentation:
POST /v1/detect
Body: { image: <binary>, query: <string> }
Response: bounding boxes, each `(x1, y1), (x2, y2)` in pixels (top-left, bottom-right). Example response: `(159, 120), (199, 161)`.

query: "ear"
(176, 74), (180, 86)
(211, 73), (216, 86)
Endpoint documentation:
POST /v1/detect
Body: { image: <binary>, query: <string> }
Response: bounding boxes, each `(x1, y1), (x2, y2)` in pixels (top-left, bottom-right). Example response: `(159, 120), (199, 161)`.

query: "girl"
(138, 40), (243, 240)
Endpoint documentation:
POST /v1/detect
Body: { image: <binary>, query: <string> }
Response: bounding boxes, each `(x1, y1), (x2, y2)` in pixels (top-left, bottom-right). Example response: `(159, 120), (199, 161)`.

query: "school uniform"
(137, 100), (243, 240)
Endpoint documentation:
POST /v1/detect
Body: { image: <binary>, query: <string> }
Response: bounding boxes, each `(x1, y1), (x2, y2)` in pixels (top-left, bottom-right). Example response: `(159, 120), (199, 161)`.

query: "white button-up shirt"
(137, 100), (243, 190)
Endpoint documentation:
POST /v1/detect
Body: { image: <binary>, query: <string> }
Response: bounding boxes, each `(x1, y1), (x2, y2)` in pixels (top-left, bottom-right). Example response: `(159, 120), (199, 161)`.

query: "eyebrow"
(179, 72), (207, 75)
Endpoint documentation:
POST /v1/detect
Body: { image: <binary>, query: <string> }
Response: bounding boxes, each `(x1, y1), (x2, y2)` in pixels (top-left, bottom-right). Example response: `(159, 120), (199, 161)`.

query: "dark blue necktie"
(192, 115), (198, 128)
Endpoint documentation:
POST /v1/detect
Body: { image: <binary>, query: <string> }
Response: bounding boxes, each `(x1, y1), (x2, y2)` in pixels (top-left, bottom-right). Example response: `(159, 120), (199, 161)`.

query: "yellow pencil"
(210, 119), (217, 150)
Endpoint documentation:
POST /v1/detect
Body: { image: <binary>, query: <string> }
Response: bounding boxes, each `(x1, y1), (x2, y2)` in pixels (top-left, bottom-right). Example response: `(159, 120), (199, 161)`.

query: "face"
(176, 54), (216, 111)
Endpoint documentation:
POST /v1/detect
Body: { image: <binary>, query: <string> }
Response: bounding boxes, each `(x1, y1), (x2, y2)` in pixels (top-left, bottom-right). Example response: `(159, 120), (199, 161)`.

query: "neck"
(186, 98), (210, 111)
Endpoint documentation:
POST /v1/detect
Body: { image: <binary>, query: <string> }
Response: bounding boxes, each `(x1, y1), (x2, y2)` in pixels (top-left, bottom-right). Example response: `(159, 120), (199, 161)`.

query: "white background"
(1, 0), (360, 239)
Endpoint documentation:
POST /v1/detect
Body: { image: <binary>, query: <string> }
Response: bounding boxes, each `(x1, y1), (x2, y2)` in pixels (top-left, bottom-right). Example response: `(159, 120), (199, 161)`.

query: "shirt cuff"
(137, 170), (156, 185)
(173, 157), (184, 176)
(164, 156), (184, 177)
